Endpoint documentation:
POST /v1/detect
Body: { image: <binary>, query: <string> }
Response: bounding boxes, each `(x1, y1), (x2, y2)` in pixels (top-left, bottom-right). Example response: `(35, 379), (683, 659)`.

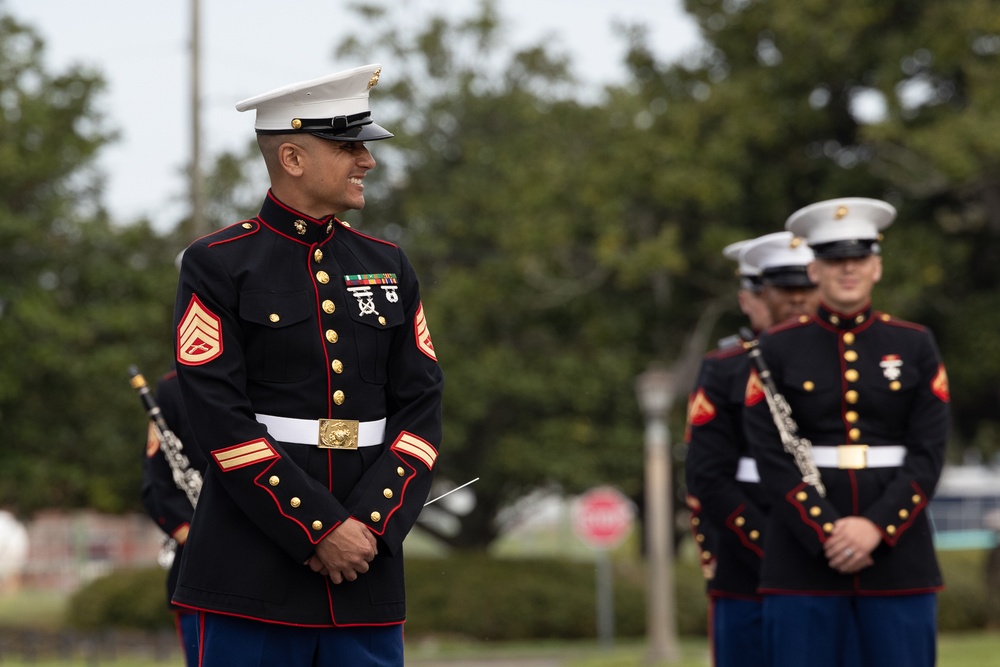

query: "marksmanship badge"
(344, 274), (398, 317)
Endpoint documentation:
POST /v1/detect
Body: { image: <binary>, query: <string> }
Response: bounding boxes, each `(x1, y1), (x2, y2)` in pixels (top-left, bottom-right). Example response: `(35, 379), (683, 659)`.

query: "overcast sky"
(5, 0), (700, 231)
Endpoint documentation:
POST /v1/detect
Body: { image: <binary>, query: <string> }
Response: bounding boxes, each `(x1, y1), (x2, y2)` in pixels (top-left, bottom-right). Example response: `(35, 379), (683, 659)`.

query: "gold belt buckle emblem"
(318, 419), (359, 449)
(837, 444), (869, 469)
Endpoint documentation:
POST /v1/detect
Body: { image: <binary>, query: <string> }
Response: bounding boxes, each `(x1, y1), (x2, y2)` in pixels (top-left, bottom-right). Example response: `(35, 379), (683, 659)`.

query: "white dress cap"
(739, 231), (816, 287)
(236, 64), (392, 141)
(740, 232), (815, 273)
(723, 239), (762, 278)
(785, 197), (896, 258)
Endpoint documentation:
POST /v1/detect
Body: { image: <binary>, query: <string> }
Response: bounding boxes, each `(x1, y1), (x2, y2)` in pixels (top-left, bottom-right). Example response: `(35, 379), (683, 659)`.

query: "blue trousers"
(763, 593), (936, 667)
(197, 612), (404, 667)
(176, 611), (199, 667)
(711, 597), (765, 667)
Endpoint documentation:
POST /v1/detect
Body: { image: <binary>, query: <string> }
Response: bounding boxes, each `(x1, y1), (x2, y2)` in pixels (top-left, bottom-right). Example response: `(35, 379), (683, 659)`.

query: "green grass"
(405, 637), (711, 666)
(937, 631), (1000, 667)
(2, 586), (998, 666)
(0, 633), (995, 666)
(405, 635), (1000, 667)
(0, 590), (67, 630)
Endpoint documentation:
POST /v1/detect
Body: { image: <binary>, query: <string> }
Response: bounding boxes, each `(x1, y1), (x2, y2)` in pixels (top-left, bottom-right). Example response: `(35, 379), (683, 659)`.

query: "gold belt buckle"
(837, 444), (868, 469)
(318, 419), (359, 449)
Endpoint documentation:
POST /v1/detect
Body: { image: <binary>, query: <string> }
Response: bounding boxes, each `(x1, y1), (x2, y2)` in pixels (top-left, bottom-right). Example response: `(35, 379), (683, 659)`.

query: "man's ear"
(737, 288), (752, 317)
(806, 260), (820, 284)
(277, 141), (306, 177)
(871, 255), (883, 284)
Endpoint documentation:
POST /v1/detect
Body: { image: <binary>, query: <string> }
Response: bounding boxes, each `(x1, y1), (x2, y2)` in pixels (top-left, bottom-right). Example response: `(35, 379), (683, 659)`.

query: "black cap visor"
(310, 121), (393, 142)
(761, 266), (815, 288)
(739, 274), (764, 292)
(258, 111), (394, 142)
(811, 239), (878, 260)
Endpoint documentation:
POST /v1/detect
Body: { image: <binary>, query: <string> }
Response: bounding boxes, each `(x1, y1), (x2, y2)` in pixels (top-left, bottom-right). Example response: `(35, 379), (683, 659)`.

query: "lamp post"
(635, 365), (680, 665)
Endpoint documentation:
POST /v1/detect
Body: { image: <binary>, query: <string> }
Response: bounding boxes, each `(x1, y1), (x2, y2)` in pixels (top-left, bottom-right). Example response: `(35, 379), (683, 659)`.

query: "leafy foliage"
(59, 549), (994, 635)
(0, 14), (174, 513)
(65, 567), (173, 631)
(3, 0), (1000, 553)
(337, 3), (681, 547)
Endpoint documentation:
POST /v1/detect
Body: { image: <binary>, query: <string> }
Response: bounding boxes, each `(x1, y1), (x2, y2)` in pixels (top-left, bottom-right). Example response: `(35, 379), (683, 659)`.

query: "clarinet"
(129, 366), (202, 507)
(739, 328), (827, 497)
(129, 366), (202, 567)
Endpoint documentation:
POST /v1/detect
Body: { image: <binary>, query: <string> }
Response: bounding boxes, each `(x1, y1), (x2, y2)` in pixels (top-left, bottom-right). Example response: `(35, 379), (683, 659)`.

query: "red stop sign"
(573, 486), (634, 549)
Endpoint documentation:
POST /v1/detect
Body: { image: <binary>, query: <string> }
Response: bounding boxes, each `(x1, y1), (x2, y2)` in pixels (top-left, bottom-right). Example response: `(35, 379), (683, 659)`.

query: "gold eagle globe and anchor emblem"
(318, 419), (360, 449)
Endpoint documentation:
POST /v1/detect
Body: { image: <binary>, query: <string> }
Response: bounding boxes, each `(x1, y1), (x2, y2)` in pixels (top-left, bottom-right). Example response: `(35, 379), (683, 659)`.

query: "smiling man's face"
(807, 254), (882, 314)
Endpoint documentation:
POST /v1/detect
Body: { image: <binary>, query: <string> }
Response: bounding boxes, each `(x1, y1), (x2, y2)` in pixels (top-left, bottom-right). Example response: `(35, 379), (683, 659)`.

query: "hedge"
(63, 549), (992, 638)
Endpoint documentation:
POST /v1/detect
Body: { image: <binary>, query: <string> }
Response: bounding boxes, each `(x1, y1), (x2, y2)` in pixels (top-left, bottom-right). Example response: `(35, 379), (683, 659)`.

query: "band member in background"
(744, 198), (951, 667)
(685, 232), (818, 667)
(140, 366), (205, 666)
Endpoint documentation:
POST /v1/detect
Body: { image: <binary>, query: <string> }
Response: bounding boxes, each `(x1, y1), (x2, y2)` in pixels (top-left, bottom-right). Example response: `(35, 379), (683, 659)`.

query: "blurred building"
(0, 510), (29, 594)
(19, 510), (162, 593)
(929, 465), (1000, 550)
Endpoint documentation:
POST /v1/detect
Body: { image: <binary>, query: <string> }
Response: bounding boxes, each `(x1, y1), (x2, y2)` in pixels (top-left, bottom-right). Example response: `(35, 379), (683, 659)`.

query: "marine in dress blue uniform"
(743, 198), (951, 667)
(686, 239), (766, 588)
(140, 367), (206, 666)
(171, 65), (443, 666)
(685, 233), (817, 667)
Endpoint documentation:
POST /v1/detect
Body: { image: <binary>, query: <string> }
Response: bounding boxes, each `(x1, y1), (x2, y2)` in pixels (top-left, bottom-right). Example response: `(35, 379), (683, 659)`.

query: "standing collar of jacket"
(816, 301), (873, 331)
(257, 190), (341, 245)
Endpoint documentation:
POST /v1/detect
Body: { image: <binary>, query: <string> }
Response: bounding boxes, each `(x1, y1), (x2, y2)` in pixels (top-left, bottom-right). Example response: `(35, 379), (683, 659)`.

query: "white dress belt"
(255, 413), (386, 448)
(811, 445), (906, 469)
(735, 445), (906, 480)
(736, 456), (760, 483)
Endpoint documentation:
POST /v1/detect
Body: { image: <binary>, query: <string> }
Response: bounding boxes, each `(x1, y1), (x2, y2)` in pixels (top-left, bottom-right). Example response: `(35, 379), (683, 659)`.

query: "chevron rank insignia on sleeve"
(414, 302), (437, 361)
(177, 294), (223, 366)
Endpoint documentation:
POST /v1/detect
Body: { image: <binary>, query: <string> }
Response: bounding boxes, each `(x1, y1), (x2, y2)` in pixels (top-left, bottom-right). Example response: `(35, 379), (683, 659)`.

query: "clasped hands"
(305, 518), (377, 584)
(822, 516), (882, 574)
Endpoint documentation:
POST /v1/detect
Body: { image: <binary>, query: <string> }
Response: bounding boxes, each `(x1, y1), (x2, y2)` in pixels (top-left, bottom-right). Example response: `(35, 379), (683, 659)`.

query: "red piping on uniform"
(340, 223), (399, 248)
(786, 483), (828, 543)
(175, 602), (404, 629)
(205, 221), (259, 247)
(725, 503), (764, 557)
(253, 461), (338, 545)
(846, 470), (858, 515)
(879, 313), (928, 333)
(197, 612), (206, 667)
(757, 585), (943, 596)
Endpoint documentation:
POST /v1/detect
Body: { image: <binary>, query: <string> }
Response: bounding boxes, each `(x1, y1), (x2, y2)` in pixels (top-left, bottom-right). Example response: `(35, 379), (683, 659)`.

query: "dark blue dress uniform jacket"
(171, 191), (444, 626)
(743, 304), (950, 595)
(685, 339), (769, 599)
(140, 369), (206, 611)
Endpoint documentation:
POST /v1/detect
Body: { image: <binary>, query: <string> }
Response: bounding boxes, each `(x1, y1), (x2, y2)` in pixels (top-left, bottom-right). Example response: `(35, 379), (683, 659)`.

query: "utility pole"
(188, 0), (206, 238)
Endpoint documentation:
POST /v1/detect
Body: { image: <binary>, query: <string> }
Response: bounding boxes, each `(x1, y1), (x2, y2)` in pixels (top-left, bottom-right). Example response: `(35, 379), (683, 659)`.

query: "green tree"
(0, 10), (179, 513)
(853, 0), (1000, 460)
(648, 0), (1000, 459)
(346, 0), (1000, 548)
(335, 2), (689, 548)
(6, 0), (997, 541)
